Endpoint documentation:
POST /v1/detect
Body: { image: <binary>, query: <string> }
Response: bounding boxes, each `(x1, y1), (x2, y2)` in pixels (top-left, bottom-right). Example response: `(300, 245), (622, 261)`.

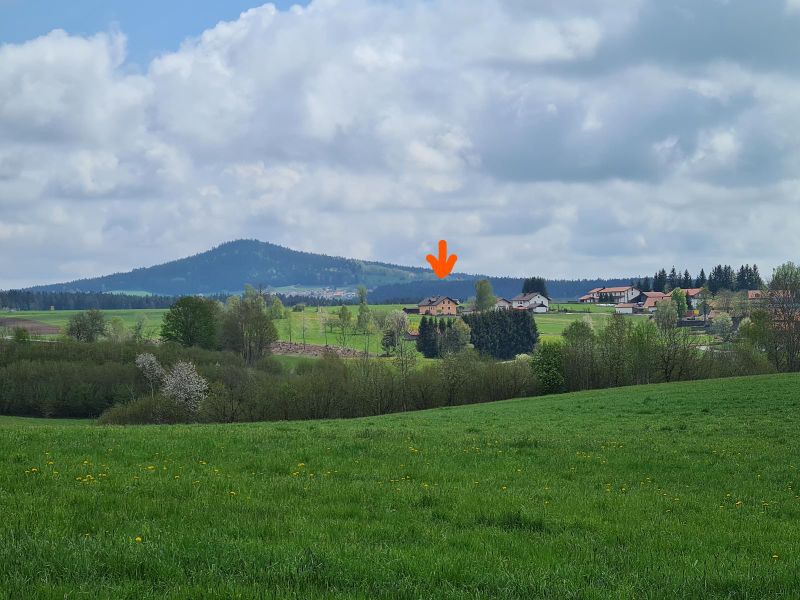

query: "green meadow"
(0, 309), (167, 337)
(2, 374), (798, 599)
(2, 305), (642, 353)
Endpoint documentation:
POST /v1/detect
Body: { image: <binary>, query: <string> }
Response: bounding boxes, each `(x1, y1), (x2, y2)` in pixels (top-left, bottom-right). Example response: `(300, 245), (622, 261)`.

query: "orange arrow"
(426, 240), (458, 279)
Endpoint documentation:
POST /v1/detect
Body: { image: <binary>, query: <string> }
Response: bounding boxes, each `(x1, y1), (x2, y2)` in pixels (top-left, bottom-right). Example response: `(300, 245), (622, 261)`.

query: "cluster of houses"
(408, 292), (551, 316)
(580, 285), (705, 315)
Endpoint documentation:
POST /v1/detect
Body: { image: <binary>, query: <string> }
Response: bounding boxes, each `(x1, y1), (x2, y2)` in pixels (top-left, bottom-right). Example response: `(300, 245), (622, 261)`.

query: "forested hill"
(369, 278), (637, 303)
(28, 239), (457, 296)
(24, 238), (636, 300)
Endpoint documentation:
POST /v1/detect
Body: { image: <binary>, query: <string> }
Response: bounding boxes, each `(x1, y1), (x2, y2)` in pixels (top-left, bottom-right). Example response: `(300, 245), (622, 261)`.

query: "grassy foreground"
(2, 375), (799, 598)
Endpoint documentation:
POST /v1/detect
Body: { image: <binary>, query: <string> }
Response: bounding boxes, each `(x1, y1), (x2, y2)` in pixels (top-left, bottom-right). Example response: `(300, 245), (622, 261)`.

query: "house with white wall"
(511, 293), (550, 313)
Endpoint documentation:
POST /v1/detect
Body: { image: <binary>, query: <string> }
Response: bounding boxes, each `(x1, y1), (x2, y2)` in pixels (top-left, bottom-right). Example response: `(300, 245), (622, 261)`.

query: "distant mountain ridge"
(29, 239), (475, 296)
(28, 239), (637, 301)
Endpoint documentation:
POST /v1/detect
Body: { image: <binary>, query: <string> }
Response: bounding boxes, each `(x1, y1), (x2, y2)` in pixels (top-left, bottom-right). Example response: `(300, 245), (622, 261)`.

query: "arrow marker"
(426, 240), (458, 279)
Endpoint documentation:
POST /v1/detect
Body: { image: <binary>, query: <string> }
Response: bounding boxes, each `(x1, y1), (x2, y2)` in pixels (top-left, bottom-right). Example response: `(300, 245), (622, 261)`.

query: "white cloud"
(1, 0), (800, 288)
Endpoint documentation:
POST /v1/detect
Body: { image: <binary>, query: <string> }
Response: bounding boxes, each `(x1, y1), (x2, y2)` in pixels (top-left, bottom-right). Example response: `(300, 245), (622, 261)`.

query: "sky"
(2, 0), (800, 288)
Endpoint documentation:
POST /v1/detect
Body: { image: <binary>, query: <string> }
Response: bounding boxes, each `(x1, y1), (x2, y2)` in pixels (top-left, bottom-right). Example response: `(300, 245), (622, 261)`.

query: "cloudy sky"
(2, 0), (800, 288)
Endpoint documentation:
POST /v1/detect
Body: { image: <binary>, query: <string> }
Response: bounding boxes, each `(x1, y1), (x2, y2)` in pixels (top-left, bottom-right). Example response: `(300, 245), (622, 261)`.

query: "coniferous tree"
(522, 277), (549, 297)
(736, 265), (749, 292)
(641, 276), (652, 292)
(653, 269), (668, 293)
(695, 269), (707, 288)
(752, 264), (763, 289)
(682, 270), (692, 288)
(461, 310), (538, 359)
(667, 267), (678, 291)
(416, 316), (429, 355)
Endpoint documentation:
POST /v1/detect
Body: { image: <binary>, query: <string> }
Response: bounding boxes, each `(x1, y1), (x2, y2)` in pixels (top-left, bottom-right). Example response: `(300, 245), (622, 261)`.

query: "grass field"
(2, 306), (631, 354)
(2, 374), (798, 598)
(0, 309), (167, 338)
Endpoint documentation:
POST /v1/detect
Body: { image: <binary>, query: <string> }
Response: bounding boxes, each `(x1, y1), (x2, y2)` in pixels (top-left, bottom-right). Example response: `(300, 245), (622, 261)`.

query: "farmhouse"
(580, 286), (640, 304)
(511, 292), (550, 313)
(418, 296), (459, 316)
(640, 292), (670, 312)
(614, 289), (707, 315)
(494, 298), (512, 310)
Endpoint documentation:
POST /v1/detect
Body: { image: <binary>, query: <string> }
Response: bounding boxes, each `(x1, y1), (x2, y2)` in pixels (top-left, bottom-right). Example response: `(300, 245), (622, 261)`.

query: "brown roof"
(681, 288), (703, 297)
(642, 292), (669, 309)
(418, 296), (458, 307)
(615, 303), (637, 308)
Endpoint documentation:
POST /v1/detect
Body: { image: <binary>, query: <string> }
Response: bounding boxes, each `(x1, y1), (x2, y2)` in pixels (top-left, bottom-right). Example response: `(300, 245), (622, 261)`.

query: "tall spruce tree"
(695, 268), (707, 287)
(667, 267), (678, 291)
(682, 270), (692, 288)
(522, 277), (549, 297)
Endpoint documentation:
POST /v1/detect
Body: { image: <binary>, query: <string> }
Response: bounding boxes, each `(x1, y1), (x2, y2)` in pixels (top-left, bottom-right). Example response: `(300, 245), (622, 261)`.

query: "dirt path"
(0, 317), (61, 335)
(270, 341), (370, 358)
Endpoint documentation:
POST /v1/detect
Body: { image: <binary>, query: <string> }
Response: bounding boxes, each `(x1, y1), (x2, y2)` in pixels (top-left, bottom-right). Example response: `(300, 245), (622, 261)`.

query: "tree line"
(0, 288), (353, 312)
(634, 264), (763, 294)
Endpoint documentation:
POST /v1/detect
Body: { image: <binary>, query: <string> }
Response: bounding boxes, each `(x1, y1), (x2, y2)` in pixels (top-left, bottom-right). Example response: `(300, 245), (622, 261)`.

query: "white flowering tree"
(161, 361), (208, 413)
(135, 353), (166, 398)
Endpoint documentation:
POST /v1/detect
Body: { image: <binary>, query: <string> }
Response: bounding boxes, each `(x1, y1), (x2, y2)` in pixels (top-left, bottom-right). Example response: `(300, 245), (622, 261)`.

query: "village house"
(580, 286), (640, 304)
(494, 297), (512, 310)
(613, 289), (709, 315)
(511, 292), (550, 313)
(418, 296), (459, 316)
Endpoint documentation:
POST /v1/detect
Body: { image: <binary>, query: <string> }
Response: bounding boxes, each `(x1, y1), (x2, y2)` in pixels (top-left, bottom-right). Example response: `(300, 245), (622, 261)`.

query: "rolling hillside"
(2, 374), (798, 598)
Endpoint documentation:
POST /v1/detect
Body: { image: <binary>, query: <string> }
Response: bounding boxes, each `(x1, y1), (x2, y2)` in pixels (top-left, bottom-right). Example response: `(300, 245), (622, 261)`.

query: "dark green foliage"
(681, 270), (692, 288)
(531, 342), (565, 394)
(416, 317), (469, 358)
(0, 289), (177, 310)
(160, 296), (220, 349)
(667, 267), (678, 291)
(695, 268), (707, 287)
(638, 276), (652, 292)
(708, 265), (736, 293)
(97, 395), (191, 425)
(522, 276), (549, 297)
(462, 310), (538, 359)
(653, 269), (667, 292)
(66, 309), (107, 342)
(416, 316), (438, 358)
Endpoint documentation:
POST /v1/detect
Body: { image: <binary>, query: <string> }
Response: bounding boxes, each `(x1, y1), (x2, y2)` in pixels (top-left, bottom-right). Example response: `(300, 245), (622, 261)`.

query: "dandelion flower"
(135, 536), (143, 543)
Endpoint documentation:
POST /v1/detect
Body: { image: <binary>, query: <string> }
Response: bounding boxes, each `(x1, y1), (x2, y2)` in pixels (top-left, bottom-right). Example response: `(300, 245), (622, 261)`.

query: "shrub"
(98, 395), (194, 425)
(531, 342), (565, 395)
